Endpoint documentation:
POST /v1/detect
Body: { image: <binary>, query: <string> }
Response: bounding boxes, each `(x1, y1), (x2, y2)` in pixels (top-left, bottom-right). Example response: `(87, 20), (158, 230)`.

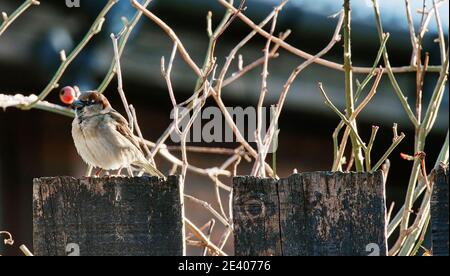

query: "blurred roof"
(255, 0), (449, 34)
(167, 0), (449, 35)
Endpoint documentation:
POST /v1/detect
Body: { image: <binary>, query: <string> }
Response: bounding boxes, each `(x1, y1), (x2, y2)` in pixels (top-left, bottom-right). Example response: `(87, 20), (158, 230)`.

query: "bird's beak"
(71, 99), (84, 110)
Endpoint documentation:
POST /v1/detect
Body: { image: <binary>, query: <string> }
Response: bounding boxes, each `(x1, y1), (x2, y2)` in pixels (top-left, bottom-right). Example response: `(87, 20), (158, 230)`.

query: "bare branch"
(252, 10), (344, 175)
(432, 0), (446, 64)
(371, 124), (406, 172)
(0, 0), (40, 37)
(184, 217), (227, 256)
(255, 5), (280, 177)
(217, 0), (442, 74)
(131, 0), (203, 77)
(26, 0), (118, 108)
(405, 0), (418, 66)
(98, 0), (152, 93)
(111, 33), (134, 131)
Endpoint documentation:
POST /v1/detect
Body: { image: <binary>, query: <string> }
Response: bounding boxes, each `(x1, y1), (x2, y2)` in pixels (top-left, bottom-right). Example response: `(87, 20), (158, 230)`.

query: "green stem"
(26, 0), (118, 108)
(435, 131), (449, 169)
(380, 117), (448, 239)
(194, 0), (235, 92)
(372, 0), (419, 128)
(387, 129), (448, 236)
(332, 121), (346, 171)
(343, 0), (364, 171)
(319, 83), (367, 150)
(423, 49), (449, 135)
(332, 34), (388, 172)
(410, 212), (431, 256)
(371, 133), (405, 172)
(98, 0), (152, 93)
(397, 51), (449, 254)
(354, 33), (389, 101)
(0, 0), (40, 37)
(398, 190), (432, 256)
(365, 126), (379, 171)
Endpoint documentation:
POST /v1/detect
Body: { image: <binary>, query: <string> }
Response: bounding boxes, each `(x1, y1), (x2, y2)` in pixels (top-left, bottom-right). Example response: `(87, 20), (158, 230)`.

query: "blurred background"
(0, 0), (448, 255)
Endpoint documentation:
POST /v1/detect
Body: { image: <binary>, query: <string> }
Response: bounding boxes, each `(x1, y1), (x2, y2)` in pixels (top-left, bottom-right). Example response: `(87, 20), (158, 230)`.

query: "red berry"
(60, 86), (76, 105)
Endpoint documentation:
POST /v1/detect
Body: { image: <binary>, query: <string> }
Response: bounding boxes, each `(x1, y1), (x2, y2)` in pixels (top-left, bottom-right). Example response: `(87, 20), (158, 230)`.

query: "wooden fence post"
(233, 171), (387, 256)
(431, 165), (449, 256)
(33, 176), (185, 256)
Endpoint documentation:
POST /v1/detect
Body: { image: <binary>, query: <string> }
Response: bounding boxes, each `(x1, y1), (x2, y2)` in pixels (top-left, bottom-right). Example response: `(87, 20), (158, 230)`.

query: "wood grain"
(33, 176), (184, 256)
(234, 171), (387, 256)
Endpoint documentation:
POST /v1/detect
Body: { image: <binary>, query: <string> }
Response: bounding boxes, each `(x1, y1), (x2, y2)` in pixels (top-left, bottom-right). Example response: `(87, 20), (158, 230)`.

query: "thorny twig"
(343, 0), (363, 171)
(332, 34), (389, 172)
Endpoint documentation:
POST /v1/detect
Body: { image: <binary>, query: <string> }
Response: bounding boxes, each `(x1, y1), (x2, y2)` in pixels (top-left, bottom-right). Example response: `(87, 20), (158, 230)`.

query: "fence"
(233, 171), (387, 256)
(33, 176), (184, 256)
(32, 166), (448, 256)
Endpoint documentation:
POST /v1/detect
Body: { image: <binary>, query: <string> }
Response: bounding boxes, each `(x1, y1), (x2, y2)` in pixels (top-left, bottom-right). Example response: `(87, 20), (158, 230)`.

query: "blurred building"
(0, 0), (448, 255)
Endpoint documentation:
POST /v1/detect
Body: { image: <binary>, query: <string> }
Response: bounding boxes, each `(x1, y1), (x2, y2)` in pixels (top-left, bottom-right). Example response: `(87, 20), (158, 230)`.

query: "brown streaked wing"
(108, 110), (142, 150)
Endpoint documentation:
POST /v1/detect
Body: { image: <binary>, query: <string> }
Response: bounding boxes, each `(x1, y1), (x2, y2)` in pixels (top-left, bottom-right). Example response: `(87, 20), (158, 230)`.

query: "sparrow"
(71, 91), (165, 178)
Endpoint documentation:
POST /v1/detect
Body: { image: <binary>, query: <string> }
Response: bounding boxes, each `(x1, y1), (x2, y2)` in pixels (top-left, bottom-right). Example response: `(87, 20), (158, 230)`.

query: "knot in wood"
(244, 199), (266, 219)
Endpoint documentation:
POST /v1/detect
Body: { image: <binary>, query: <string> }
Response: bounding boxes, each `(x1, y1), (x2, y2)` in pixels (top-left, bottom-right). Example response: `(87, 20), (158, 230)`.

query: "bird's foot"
(114, 167), (124, 177)
(95, 168), (103, 177)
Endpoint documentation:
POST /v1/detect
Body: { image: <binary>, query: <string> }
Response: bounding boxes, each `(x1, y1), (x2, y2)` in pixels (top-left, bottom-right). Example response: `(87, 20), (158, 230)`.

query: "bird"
(71, 91), (165, 178)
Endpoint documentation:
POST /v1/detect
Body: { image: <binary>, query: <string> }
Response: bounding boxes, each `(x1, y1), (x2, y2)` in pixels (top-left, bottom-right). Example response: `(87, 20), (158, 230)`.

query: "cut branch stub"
(33, 176), (185, 256)
(234, 171), (387, 256)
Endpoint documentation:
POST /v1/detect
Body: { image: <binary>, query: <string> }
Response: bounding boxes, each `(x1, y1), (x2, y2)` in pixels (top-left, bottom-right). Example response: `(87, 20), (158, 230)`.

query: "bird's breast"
(71, 116), (126, 170)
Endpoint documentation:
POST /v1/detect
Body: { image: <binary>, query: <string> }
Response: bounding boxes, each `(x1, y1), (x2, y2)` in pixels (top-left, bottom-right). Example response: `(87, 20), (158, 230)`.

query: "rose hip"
(60, 86), (76, 105)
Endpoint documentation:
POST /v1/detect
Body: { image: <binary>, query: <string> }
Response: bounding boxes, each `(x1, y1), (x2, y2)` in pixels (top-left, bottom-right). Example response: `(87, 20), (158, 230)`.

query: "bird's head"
(71, 91), (111, 117)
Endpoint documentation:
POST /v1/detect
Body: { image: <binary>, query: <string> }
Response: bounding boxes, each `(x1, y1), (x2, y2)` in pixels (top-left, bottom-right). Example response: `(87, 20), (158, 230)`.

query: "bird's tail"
(136, 160), (166, 179)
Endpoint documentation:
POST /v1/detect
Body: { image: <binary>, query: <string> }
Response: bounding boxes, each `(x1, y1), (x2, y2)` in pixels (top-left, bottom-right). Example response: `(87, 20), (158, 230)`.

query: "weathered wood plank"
(33, 176), (184, 256)
(234, 171), (387, 256)
(431, 165), (449, 256)
(233, 177), (282, 256)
